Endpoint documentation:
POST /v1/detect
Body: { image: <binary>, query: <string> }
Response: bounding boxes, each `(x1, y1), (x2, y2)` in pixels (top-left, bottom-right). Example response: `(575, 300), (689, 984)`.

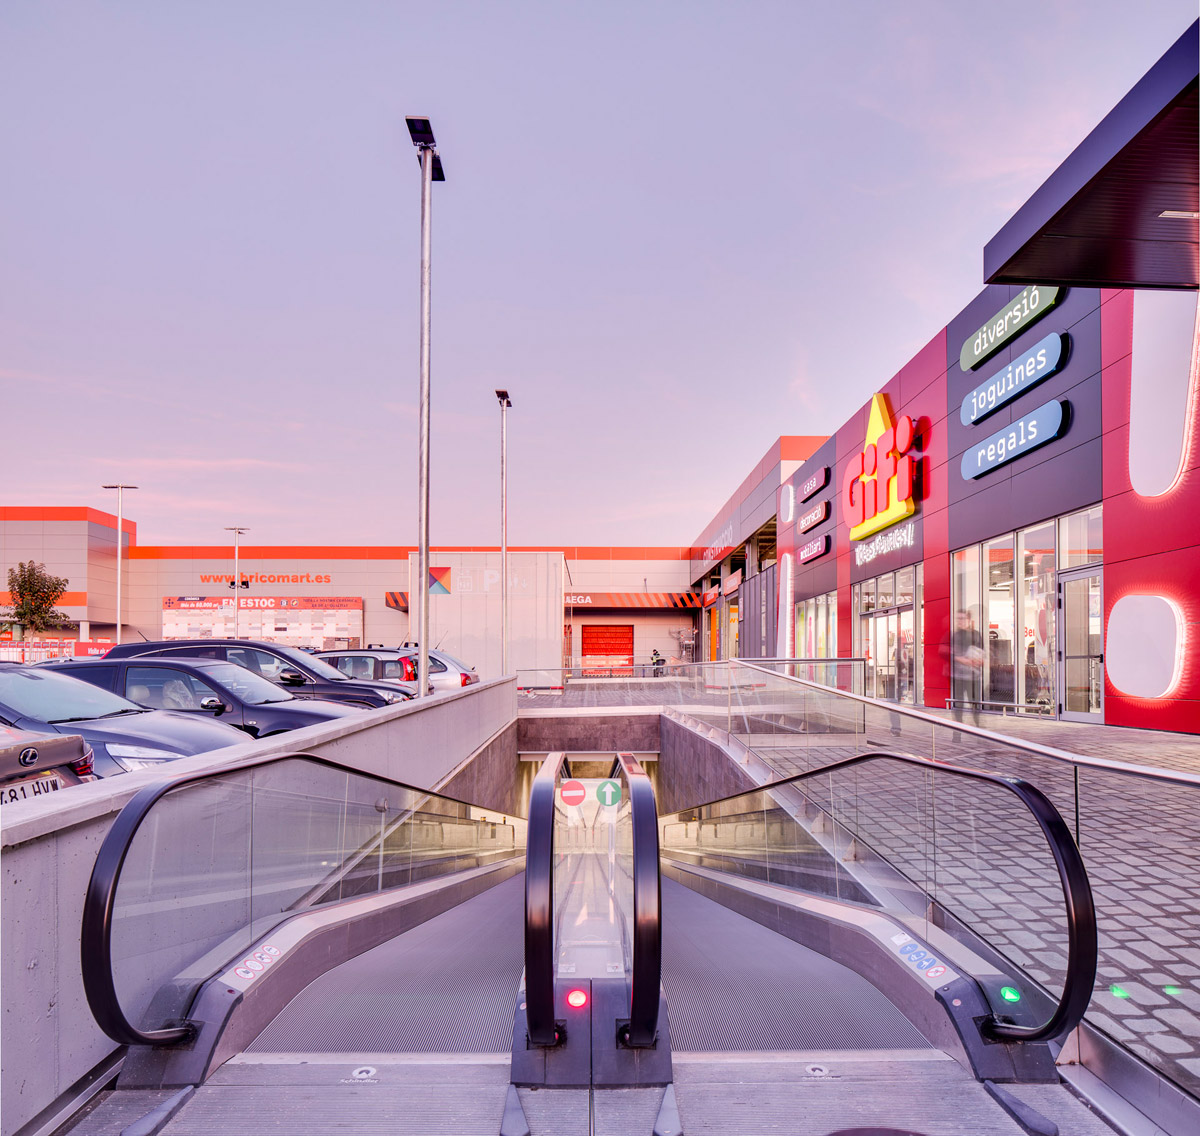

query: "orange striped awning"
(564, 592), (701, 609)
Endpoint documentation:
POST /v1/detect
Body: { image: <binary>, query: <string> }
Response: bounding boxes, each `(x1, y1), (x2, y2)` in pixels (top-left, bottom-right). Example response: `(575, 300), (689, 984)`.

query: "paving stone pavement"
(520, 675), (1200, 1098)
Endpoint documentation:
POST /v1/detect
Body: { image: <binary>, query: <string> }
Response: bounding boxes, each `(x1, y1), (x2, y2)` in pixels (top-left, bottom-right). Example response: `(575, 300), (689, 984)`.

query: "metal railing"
(524, 752), (566, 1046)
(517, 658), (867, 698)
(612, 751), (661, 1048)
(661, 749), (1097, 1043)
(80, 751), (524, 1048)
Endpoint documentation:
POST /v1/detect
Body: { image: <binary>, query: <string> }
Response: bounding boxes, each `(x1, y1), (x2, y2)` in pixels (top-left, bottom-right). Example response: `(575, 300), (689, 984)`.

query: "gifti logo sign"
(843, 394), (917, 541)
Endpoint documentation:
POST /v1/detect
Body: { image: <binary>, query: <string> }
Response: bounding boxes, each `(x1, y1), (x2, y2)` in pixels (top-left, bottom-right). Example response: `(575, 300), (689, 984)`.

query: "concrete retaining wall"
(656, 712), (759, 814)
(0, 678), (516, 1136)
(517, 707), (660, 754)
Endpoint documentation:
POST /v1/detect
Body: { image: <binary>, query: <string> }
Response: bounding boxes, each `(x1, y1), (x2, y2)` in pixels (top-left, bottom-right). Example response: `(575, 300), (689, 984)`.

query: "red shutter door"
(580, 625), (634, 676)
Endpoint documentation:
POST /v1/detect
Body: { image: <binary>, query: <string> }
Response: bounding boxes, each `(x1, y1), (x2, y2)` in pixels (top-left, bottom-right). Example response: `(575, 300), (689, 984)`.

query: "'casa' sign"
(843, 394), (918, 542)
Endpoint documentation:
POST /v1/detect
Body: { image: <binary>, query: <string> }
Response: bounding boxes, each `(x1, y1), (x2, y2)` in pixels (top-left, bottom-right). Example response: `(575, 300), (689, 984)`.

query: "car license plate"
(1, 772), (65, 806)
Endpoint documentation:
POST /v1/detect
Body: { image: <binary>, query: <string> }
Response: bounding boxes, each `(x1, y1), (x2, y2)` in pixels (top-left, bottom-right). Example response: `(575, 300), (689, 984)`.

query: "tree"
(2, 561), (74, 636)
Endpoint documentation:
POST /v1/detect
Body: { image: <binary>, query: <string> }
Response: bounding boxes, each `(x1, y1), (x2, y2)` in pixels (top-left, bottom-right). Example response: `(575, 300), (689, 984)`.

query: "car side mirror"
(199, 696), (227, 714)
(277, 669), (306, 686)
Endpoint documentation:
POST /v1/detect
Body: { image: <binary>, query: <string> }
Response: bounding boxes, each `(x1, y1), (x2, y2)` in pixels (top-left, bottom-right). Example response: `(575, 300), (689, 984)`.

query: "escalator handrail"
(81, 749), (514, 1049)
(669, 749), (1097, 1044)
(612, 752), (662, 1047)
(524, 751), (568, 1046)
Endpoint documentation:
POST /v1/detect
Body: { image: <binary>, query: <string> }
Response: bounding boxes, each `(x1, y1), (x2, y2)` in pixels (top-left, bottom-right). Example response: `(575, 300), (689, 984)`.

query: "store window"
(984, 535), (1015, 705)
(951, 505), (1100, 715)
(1020, 522), (1056, 711)
(795, 591), (838, 659)
(853, 565), (922, 705)
(1059, 505), (1103, 569)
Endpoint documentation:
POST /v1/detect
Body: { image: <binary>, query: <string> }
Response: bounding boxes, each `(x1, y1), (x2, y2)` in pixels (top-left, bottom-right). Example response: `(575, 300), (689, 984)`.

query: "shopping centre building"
(3, 22), (1197, 733)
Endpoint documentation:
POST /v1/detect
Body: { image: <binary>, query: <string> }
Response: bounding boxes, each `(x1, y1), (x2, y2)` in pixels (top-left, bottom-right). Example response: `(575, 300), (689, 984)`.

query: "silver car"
(317, 647), (478, 692)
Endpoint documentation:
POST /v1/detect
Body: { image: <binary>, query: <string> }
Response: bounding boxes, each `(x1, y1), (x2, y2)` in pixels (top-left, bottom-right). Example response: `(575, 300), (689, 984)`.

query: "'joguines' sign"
(960, 332), (1068, 425)
(959, 285), (1063, 371)
(960, 400), (1068, 480)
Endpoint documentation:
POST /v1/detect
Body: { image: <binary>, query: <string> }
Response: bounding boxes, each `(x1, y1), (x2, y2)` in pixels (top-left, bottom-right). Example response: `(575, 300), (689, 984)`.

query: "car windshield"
(202, 663), (294, 705)
(270, 645), (354, 681)
(0, 669), (141, 722)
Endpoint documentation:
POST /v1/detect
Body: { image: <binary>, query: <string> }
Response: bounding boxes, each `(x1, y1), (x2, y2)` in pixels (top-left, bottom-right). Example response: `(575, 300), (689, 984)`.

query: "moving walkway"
(58, 744), (1180, 1134)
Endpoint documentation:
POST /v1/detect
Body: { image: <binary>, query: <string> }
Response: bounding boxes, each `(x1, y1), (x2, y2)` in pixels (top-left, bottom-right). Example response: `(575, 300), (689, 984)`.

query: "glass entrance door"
(1059, 570), (1103, 721)
(873, 613), (896, 701)
(861, 607), (914, 702)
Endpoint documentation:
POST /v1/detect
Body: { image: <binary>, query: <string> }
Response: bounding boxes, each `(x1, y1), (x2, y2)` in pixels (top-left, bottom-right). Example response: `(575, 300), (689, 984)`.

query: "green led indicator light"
(1165, 985), (1183, 996)
(999, 986), (1021, 1003)
(1110, 985), (1130, 999)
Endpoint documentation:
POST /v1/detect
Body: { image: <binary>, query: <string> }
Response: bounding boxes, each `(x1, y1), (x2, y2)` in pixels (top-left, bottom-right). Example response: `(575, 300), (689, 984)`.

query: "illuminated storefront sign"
(798, 535), (829, 564)
(961, 332), (1068, 425)
(960, 400), (1068, 480)
(162, 595), (364, 645)
(844, 394), (917, 542)
(797, 500), (828, 533)
(799, 465), (830, 501)
(959, 285), (1063, 371)
(853, 520), (915, 567)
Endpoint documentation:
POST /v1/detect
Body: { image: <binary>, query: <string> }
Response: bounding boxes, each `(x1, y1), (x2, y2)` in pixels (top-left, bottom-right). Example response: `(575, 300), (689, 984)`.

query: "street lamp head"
(495, 389), (512, 408)
(405, 118), (445, 181)
(405, 117), (436, 147)
(101, 484), (138, 490)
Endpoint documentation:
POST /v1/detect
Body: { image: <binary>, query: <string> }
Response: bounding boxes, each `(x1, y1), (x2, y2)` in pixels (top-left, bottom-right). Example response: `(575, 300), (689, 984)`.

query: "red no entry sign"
(560, 779), (586, 807)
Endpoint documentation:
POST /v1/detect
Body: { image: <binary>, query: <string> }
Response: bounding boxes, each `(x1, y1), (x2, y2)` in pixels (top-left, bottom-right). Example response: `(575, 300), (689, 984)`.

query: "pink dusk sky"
(3, 1), (1195, 549)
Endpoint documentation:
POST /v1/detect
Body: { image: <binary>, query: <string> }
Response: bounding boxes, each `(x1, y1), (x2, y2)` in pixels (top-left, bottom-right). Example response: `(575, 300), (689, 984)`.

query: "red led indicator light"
(566, 988), (588, 1009)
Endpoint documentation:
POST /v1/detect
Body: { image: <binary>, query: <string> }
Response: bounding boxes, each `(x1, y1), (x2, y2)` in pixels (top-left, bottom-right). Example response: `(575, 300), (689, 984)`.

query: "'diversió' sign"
(959, 285), (1063, 372)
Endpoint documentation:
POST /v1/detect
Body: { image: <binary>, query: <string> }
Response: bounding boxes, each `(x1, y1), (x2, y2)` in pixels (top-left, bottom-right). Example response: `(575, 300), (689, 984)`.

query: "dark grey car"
(103, 640), (414, 708)
(43, 657), (362, 737)
(0, 665), (246, 777)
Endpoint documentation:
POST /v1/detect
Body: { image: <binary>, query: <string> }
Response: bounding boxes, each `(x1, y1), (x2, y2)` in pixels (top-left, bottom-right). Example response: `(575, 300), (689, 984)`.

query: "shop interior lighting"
(1158, 210), (1199, 219)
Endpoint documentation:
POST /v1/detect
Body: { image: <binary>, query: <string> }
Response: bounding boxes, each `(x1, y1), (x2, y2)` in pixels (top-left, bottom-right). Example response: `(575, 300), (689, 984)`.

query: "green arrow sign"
(596, 779), (622, 807)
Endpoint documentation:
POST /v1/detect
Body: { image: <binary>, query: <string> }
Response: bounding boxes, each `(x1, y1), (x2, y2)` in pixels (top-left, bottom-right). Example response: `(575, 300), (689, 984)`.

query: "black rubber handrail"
(612, 752), (662, 1048)
(81, 750), (515, 1049)
(673, 750), (1097, 1043)
(524, 751), (568, 1046)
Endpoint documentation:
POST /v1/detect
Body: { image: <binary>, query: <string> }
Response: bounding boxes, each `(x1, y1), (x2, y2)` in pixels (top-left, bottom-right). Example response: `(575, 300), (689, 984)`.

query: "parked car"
(42, 657), (362, 738)
(0, 725), (95, 807)
(318, 647), (479, 692)
(0, 664), (246, 777)
(316, 648), (416, 683)
(103, 640), (416, 708)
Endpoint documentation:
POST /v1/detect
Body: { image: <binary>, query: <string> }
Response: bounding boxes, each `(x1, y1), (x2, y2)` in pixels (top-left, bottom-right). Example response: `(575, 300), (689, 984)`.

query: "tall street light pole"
(495, 390), (512, 675)
(406, 116), (444, 699)
(225, 527), (248, 638)
(101, 485), (137, 645)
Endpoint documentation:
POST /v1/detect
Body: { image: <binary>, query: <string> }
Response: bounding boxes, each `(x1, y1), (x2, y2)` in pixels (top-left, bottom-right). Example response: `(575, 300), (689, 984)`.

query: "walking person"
(949, 609), (983, 738)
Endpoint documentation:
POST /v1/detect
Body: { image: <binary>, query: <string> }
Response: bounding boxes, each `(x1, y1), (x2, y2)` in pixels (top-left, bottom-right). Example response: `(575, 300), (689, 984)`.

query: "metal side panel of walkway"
(660, 877), (929, 1052)
(244, 872), (526, 1055)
